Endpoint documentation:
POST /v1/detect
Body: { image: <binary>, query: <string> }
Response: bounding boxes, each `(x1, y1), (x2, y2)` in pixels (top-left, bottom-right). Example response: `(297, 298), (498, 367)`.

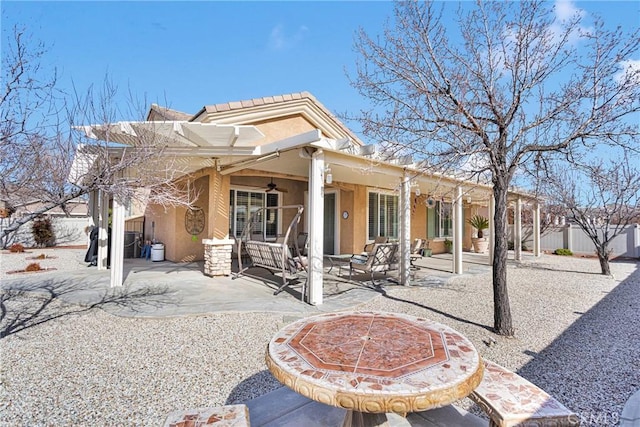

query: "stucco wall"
(144, 173), (210, 262)
(339, 190), (355, 255)
(253, 115), (318, 145)
(351, 186), (368, 254)
(410, 193), (428, 243)
(207, 170), (231, 240)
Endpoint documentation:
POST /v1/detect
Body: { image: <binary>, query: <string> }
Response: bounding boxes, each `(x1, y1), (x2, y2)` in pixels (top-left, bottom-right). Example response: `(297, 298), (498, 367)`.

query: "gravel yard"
(0, 248), (638, 426)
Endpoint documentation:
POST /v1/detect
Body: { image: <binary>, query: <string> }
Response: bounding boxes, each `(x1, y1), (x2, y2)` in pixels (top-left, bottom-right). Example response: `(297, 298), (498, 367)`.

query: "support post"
(87, 190), (98, 247)
(97, 190), (109, 270)
(453, 186), (463, 274)
(110, 195), (125, 287)
(308, 149), (325, 305)
(399, 172), (411, 285)
(533, 203), (541, 257)
(514, 197), (522, 261)
(88, 190), (99, 226)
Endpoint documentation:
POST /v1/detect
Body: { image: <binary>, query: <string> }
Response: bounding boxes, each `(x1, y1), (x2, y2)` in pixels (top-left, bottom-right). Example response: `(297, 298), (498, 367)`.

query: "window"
(229, 189), (279, 239)
(368, 191), (399, 240)
(427, 201), (453, 238)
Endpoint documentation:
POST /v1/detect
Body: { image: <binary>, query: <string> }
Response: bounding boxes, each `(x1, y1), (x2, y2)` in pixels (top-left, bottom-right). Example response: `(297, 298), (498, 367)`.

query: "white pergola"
(72, 122), (542, 305)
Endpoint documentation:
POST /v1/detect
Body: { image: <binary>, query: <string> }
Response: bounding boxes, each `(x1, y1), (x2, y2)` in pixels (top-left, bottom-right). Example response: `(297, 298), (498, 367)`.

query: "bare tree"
(1, 25), (198, 247)
(543, 155), (640, 275)
(350, 1), (640, 335)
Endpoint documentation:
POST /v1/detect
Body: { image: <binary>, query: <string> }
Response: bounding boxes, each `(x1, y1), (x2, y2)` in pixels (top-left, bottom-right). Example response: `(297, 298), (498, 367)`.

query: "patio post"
(308, 148), (325, 305)
(97, 190), (109, 270)
(489, 192), (495, 265)
(110, 194), (125, 287)
(533, 202), (541, 257)
(88, 190), (98, 226)
(514, 197), (522, 261)
(399, 171), (411, 285)
(453, 186), (463, 274)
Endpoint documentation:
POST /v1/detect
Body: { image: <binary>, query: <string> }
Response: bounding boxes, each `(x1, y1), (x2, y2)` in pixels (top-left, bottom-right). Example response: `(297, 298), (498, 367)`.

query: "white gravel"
(1, 247), (88, 279)
(1, 249), (638, 426)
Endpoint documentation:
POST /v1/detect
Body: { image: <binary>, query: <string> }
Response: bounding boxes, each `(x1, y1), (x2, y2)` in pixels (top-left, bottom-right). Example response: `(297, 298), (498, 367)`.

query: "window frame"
(366, 189), (399, 241)
(427, 200), (453, 239)
(229, 187), (281, 239)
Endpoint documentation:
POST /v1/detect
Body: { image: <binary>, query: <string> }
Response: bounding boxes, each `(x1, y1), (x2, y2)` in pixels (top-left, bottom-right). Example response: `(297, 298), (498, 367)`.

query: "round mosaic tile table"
(266, 311), (484, 427)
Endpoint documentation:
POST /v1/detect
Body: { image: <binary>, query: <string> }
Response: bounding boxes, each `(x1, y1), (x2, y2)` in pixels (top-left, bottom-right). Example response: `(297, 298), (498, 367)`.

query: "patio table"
(325, 254), (353, 276)
(265, 311), (484, 427)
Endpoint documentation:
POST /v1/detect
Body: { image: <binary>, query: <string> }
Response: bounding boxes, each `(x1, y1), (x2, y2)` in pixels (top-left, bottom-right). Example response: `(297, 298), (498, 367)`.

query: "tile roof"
(203, 92), (309, 114)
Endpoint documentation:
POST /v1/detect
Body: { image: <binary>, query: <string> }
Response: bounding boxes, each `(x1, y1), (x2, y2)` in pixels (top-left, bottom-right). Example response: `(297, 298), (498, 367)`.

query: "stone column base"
(202, 238), (234, 277)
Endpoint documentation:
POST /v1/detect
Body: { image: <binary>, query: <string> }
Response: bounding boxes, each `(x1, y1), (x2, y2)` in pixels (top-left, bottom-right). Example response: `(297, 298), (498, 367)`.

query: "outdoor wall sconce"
(325, 165), (333, 184)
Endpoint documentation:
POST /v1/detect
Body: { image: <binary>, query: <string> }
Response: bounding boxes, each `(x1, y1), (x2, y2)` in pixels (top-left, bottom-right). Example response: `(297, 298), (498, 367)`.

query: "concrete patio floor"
(2, 251), (492, 318)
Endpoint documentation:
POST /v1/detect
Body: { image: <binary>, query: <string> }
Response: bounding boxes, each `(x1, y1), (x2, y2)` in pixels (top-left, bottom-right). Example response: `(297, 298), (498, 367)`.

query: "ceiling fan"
(265, 178), (287, 193)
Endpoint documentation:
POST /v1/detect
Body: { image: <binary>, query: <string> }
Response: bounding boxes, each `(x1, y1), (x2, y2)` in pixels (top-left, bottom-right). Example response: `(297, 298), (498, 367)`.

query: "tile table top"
(266, 311), (483, 414)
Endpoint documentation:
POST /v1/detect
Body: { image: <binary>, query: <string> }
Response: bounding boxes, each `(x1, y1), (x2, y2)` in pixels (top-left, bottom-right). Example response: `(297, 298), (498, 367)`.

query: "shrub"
(9, 243), (25, 253)
(508, 240), (529, 251)
(36, 253), (46, 259)
(554, 248), (573, 256)
(25, 262), (42, 272)
(32, 216), (55, 247)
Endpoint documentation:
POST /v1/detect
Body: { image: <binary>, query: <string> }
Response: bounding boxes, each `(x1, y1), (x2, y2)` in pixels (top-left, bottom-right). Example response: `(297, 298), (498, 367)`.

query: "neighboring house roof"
(189, 91), (364, 146)
(146, 104), (192, 122)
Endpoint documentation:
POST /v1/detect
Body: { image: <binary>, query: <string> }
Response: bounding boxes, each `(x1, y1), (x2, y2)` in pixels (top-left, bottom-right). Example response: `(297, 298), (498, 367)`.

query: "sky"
(2, 1), (639, 143)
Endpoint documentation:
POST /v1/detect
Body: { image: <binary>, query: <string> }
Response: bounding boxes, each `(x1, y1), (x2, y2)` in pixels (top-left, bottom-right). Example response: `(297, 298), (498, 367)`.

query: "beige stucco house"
(74, 92), (542, 305)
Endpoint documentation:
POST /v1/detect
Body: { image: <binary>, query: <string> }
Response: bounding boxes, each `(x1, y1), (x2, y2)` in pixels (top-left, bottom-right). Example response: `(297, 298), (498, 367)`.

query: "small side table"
(326, 254), (353, 276)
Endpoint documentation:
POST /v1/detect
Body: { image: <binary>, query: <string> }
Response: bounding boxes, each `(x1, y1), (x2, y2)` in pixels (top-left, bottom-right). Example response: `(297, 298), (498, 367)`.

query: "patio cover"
(77, 121), (265, 154)
(72, 121), (266, 289)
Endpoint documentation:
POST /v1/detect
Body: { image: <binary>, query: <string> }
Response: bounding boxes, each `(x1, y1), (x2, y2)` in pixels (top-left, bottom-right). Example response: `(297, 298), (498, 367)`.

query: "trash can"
(151, 243), (165, 262)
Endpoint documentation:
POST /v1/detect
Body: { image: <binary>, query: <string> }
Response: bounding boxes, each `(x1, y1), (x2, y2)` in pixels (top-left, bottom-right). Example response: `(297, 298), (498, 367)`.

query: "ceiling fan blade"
(276, 187), (288, 193)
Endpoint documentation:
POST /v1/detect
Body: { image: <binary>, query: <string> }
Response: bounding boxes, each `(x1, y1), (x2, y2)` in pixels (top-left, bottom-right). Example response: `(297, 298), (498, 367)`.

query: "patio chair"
(363, 236), (388, 254)
(349, 242), (399, 285)
(410, 238), (424, 269)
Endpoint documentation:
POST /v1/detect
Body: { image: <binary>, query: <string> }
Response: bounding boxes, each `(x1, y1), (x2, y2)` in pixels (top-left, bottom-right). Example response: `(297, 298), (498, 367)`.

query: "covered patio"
(71, 93), (541, 307)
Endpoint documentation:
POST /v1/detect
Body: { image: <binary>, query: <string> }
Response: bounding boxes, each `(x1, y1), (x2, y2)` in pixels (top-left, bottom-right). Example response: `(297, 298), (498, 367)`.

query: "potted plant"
(422, 240), (432, 257)
(444, 238), (453, 253)
(467, 215), (490, 253)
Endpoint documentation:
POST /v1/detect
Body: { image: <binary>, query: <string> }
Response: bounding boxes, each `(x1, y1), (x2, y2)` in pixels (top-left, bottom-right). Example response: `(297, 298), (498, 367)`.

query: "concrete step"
(245, 386), (488, 427)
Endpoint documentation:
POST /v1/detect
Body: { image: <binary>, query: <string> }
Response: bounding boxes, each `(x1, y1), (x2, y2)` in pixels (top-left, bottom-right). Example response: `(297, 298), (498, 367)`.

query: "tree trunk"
(597, 248), (611, 276)
(492, 184), (515, 337)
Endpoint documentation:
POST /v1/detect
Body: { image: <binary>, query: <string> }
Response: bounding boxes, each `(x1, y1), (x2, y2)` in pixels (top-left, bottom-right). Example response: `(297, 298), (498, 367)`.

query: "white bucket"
(151, 243), (165, 262)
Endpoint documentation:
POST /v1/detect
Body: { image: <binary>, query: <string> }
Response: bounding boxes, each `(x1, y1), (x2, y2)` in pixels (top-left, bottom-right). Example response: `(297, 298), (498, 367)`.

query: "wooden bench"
(470, 360), (580, 427)
(349, 242), (399, 285)
(163, 404), (250, 427)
